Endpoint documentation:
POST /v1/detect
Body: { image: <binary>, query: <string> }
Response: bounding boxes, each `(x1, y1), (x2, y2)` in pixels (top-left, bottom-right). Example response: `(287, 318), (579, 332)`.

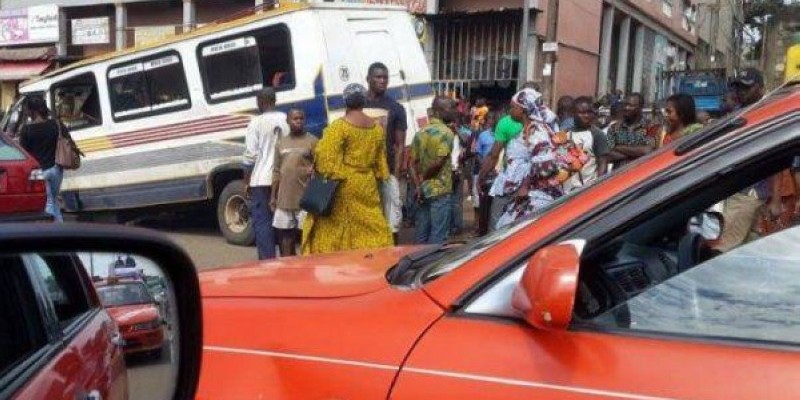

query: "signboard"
(333, 0), (428, 14)
(0, 5), (59, 46)
(72, 17), (109, 45)
(134, 25), (176, 47)
(542, 42), (558, 53)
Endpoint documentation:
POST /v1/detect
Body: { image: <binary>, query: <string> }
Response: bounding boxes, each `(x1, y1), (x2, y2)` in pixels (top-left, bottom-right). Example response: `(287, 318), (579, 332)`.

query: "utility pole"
(518, 0), (532, 91)
(543, 0), (559, 106)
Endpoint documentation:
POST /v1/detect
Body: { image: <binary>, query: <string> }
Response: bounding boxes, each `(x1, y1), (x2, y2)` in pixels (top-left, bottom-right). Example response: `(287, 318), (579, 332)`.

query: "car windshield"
(97, 283), (152, 307)
(586, 226), (800, 345)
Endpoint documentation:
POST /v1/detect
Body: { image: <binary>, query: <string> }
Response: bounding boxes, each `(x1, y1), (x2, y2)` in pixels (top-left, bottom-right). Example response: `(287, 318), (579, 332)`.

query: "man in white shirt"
(243, 88), (289, 260)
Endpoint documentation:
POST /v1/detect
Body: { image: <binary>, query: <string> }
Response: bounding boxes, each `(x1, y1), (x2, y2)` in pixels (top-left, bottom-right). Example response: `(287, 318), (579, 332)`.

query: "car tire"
(150, 348), (163, 360)
(217, 180), (255, 246)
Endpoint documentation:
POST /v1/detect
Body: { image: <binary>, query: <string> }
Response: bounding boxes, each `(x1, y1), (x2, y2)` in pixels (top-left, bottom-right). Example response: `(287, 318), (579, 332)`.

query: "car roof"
(736, 83), (800, 127)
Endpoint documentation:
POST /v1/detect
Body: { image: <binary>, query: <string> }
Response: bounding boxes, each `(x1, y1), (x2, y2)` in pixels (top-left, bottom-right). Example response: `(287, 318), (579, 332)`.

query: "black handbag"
(300, 175), (341, 216)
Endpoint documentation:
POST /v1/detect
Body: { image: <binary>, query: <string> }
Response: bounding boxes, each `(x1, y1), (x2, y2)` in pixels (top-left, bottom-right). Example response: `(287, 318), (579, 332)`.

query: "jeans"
(450, 174), (464, 235)
(43, 165), (63, 222)
(251, 186), (276, 260)
(415, 195), (451, 244)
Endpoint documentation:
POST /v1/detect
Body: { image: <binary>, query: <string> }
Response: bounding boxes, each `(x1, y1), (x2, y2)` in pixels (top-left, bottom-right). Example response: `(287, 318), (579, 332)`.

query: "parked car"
(96, 279), (165, 359)
(0, 132), (49, 222)
(197, 83), (800, 400)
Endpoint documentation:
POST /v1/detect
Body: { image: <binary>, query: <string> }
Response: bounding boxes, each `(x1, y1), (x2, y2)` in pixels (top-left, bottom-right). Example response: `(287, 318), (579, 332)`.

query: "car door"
(0, 254), (53, 400)
(11, 253), (126, 400)
(391, 119), (800, 399)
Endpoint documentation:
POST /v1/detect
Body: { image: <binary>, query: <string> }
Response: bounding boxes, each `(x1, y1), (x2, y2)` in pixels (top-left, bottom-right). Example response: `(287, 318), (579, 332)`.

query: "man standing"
(605, 93), (658, 168)
(243, 88), (288, 260)
(411, 96), (456, 244)
(717, 68), (771, 251)
(364, 62), (408, 241)
(562, 97), (610, 193)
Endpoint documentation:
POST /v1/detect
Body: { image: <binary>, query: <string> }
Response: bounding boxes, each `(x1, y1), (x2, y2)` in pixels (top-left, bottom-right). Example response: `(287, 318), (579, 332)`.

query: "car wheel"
(217, 180), (254, 246)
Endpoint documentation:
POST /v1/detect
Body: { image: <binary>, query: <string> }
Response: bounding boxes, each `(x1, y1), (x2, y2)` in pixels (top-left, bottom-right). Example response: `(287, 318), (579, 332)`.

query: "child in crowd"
(271, 109), (318, 256)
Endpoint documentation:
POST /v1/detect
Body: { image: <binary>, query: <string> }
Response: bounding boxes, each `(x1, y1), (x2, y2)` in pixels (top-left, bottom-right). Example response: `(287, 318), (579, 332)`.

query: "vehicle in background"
(664, 69), (728, 115)
(96, 279), (165, 359)
(6, 2), (433, 246)
(0, 132), (49, 222)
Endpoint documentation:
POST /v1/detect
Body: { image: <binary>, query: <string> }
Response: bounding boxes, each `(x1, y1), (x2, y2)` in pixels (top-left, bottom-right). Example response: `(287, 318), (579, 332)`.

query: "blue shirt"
(476, 129), (495, 160)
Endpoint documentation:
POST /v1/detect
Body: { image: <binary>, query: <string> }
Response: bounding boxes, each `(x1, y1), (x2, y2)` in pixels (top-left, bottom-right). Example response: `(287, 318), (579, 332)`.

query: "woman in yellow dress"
(302, 84), (393, 254)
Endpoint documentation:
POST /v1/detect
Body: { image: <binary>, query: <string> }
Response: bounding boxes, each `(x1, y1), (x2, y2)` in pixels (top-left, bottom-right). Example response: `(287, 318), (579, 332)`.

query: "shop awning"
(0, 61), (52, 81)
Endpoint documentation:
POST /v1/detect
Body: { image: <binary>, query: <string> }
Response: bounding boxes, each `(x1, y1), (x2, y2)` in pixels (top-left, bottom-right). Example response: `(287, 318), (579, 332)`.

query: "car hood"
(199, 246), (421, 299)
(106, 304), (159, 326)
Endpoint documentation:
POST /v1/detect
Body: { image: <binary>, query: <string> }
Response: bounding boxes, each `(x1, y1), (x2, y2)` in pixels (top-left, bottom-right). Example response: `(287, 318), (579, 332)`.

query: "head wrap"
(343, 83), (368, 107)
(511, 88), (559, 129)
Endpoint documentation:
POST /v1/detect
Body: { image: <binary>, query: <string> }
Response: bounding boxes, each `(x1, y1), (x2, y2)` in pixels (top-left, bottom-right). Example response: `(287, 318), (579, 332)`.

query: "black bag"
(300, 175), (341, 216)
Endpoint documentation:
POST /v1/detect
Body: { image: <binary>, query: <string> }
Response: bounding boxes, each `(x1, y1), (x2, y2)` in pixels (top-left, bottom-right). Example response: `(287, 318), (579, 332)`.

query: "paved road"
(128, 198), (477, 271)
(132, 213), (256, 271)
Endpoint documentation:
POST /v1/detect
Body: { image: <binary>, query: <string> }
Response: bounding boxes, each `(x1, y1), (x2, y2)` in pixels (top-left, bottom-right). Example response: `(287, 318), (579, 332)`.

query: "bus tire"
(217, 180), (254, 246)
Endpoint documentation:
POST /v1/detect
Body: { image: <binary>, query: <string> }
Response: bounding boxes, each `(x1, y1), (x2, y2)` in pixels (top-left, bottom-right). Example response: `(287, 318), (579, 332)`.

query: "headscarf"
(343, 83), (368, 108)
(511, 88), (559, 131)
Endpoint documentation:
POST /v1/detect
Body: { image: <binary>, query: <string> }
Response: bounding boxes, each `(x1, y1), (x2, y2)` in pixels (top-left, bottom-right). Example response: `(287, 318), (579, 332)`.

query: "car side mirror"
(511, 240), (584, 331)
(0, 223), (202, 400)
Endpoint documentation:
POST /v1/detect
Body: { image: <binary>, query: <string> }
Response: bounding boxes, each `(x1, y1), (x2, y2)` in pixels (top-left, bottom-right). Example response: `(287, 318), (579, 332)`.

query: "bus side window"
(198, 23), (295, 103)
(52, 73), (103, 130)
(107, 52), (191, 121)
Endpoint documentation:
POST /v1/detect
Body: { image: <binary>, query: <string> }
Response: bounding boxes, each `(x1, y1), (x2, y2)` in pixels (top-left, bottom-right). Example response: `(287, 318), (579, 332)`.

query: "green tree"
(743, 0), (798, 60)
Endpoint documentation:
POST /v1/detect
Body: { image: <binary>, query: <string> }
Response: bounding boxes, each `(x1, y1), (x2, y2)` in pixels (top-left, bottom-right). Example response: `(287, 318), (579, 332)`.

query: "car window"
(0, 255), (47, 377)
(585, 226), (800, 345)
(27, 254), (92, 328)
(0, 136), (25, 161)
(51, 73), (102, 131)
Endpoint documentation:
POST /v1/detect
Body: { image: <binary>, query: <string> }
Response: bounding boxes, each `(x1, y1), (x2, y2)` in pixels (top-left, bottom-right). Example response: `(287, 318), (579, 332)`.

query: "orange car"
(96, 280), (165, 358)
(198, 84), (800, 400)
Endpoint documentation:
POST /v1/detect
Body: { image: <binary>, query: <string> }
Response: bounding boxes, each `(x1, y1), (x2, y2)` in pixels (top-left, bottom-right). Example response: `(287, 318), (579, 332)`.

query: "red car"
(2, 252), (128, 400)
(0, 132), (49, 222)
(96, 280), (165, 358)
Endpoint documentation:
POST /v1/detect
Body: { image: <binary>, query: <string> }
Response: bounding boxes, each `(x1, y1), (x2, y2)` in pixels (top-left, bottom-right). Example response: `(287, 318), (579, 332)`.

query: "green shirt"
(494, 115), (524, 143)
(412, 118), (454, 199)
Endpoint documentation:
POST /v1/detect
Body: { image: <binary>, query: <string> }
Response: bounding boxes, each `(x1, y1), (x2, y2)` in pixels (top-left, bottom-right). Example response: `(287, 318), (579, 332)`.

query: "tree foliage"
(744, 0), (797, 25)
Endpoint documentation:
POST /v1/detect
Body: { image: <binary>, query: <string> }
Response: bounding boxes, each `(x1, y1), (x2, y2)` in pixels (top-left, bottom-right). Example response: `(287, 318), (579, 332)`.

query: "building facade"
(0, 0), (745, 111)
(694, 0), (743, 73)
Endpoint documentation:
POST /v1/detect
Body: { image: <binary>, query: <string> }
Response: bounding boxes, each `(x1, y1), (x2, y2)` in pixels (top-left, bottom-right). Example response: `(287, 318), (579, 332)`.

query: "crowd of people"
(17, 60), (793, 262)
(240, 63), (800, 260)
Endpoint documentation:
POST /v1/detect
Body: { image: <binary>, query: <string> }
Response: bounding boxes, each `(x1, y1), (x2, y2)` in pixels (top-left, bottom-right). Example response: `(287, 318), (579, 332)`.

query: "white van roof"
(22, 1), (408, 89)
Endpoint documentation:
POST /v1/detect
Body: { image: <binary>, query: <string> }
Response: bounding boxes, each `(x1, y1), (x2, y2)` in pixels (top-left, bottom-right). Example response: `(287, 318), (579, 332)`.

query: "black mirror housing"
(0, 223), (202, 400)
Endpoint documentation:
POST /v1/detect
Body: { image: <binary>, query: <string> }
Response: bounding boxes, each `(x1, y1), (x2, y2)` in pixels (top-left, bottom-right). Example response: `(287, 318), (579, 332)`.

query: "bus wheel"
(217, 180), (255, 246)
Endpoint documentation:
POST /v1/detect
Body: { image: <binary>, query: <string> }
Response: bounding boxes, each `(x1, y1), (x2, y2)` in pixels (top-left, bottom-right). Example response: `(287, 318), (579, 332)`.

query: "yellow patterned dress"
(301, 118), (393, 254)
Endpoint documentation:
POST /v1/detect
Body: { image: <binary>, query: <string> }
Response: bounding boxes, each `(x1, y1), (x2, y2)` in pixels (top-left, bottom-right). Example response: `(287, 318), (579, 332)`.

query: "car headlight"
(132, 319), (161, 331)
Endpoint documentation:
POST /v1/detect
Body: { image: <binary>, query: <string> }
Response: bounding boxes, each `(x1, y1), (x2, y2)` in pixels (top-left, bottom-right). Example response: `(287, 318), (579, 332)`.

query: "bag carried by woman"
(300, 174), (340, 216)
(54, 121), (83, 170)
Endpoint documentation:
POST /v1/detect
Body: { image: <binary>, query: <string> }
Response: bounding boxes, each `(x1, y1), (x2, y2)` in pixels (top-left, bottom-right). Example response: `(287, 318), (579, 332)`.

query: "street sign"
(542, 42), (558, 53)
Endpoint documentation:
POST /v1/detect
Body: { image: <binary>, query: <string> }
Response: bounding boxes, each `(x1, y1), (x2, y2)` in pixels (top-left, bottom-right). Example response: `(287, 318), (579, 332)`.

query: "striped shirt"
(243, 111), (289, 187)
